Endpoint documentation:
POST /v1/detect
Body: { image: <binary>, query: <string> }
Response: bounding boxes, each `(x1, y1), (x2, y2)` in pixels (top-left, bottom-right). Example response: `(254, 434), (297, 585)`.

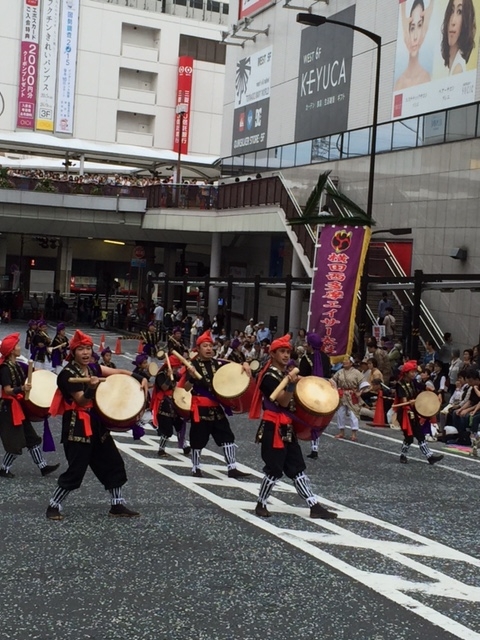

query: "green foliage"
(34, 178), (58, 193)
(0, 167), (14, 189)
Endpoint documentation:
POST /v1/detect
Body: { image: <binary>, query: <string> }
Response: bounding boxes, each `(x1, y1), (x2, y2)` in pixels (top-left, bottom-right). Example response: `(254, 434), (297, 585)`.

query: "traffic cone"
(137, 339), (144, 354)
(115, 337), (122, 355)
(367, 390), (390, 428)
(100, 334), (105, 350)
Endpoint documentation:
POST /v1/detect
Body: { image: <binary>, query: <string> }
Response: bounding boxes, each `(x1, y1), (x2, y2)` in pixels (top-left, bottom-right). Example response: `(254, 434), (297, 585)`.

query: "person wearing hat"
(141, 322), (162, 359)
(46, 330), (149, 520)
(256, 321), (272, 344)
(100, 347), (116, 369)
(168, 326), (187, 357)
(332, 356), (364, 442)
(396, 360), (444, 465)
(50, 322), (69, 374)
(151, 355), (190, 457)
(228, 339), (246, 365)
(32, 319), (52, 370)
(248, 334), (337, 520)
(244, 319), (256, 338)
(0, 333), (59, 479)
(184, 330), (250, 479)
(25, 319), (37, 354)
(132, 353), (151, 383)
(299, 332), (332, 460)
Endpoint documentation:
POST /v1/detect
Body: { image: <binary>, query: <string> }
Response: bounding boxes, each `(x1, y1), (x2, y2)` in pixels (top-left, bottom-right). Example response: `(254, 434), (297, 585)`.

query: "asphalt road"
(0, 321), (479, 640)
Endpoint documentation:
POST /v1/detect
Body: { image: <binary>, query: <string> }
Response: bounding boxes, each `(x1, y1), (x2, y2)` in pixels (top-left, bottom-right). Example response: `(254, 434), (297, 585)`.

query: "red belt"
(262, 409), (291, 449)
(150, 389), (173, 427)
(1, 392), (25, 427)
(191, 396), (218, 423)
(50, 388), (93, 437)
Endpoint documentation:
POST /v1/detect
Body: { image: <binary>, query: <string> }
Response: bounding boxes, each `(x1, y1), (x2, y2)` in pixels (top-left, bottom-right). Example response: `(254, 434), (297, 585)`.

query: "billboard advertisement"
(239, 0), (275, 20)
(173, 56), (194, 154)
(16, 0), (41, 129)
(232, 46), (272, 155)
(55, 0), (80, 134)
(36, 0), (61, 131)
(392, 0), (480, 119)
(295, 5), (355, 142)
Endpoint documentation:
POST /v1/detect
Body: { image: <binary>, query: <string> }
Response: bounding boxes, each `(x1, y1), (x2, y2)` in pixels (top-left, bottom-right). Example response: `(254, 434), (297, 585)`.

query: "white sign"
(55, 0), (80, 134)
(36, 0), (61, 131)
(234, 46), (272, 109)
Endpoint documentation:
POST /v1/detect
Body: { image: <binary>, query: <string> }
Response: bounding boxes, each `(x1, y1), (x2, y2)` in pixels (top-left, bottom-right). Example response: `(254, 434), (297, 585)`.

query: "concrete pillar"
(289, 249), (305, 336)
(0, 236), (8, 277)
(208, 232), (221, 318)
(54, 238), (73, 295)
(79, 154), (85, 176)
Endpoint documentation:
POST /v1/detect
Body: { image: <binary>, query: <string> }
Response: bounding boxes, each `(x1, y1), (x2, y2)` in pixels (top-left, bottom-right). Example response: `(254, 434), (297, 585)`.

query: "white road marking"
(114, 429), (480, 640)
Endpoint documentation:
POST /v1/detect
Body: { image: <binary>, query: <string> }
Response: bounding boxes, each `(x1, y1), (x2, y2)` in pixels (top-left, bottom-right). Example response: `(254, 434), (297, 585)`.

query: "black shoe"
(191, 469), (203, 478)
(310, 503), (338, 520)
(228, 468), (251, 479)
(157, 449), (168, 458)
(183, 446), (191, 456)
(307, 451), (318, 460)
(428, 453), (444, 465)
(255, 503), (271, 518)
(46, 505), (64, 521)
(108, 504), (140, 518)
(0, 469), (15, 478)
(399, 454), (408, 464)
(41, 463), (60, 477)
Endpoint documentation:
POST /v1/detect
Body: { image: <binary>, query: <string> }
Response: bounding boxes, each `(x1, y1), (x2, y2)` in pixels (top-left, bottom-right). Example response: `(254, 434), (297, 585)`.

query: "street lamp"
(175, 102), (188, 207)
(297, 13), (382, 350)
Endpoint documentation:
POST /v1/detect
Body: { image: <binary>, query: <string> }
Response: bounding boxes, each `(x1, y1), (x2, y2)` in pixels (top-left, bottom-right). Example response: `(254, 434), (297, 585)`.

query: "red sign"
(133, 245), (145, 259)
(239, 0), (275, 19)
(173, 56), (194, 154)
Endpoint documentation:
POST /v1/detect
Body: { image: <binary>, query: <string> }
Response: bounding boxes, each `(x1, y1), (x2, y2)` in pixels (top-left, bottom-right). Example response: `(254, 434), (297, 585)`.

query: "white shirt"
(153, 305), (164, 322)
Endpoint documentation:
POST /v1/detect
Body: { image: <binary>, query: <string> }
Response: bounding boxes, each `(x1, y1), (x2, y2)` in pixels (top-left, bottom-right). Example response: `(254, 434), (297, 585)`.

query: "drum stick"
(172, 350), (202, 379)
(68, 377), (107, 383)
(24, 360), (34, 401)
(50, 342), (68, 351)
(269, 367), (299, 402)
(392, 400), (414, 409)
(165, 353), (174, 381)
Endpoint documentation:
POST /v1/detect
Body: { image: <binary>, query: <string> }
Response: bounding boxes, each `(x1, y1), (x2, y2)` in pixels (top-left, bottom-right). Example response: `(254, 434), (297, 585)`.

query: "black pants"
(0, 405), (41, 455)
(58, 428), (127, 491)
(403, 418), (426, 445)
(190, 417), (234, 450)
(260, 421), (306, 479)
(157, 414), (184, 439)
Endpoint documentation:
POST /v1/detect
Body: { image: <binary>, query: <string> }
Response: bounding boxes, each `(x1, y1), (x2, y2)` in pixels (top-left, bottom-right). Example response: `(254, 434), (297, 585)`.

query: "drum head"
(95, 375), (145, 424)
(213, 362), (250, 399)
(295, 376), (339, 416)
(415, 391), (441, 418)
(29, 370), (58, 409)
(148, 362), (159, 377)
(249, 359), (260, 372)
(156, 350), (165, 360)
(173, 387), (192, 412)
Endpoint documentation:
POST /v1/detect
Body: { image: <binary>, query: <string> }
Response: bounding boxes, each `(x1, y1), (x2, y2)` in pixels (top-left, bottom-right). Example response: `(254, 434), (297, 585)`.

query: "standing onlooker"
(153, 300), (164, 334)
(377, 291), (392, 325)
(383, 307), (396, 341)
(190, 314), (203, 349)
(423, 340), (439, 367)
(30, 293), (40, 320)
(244, 319), (255, 338)
(256, 321), (272, 344)
(448, 349), (462, 394)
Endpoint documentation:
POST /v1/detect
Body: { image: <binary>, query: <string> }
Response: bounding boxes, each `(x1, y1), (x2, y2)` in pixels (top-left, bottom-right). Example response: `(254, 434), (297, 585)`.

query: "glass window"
(422, 112), (446, 145)
(255, 149), (269, 169)
(345, 128), (370, 157)
(295, 140), (312, 166)
(221, 157), (233, 175)
(311, 137), (330, 163)
(446, 104), (477, 141)
(243, 152), (256, 172)
(178, 35), (225, 64)
(329, 134), (342, 160)
(267, 147), (281, 169)
(375, 123), (392, 153)
(232, 155), (244, 173)
(280, 144), (296, 168)
(392, 117), (419, 149)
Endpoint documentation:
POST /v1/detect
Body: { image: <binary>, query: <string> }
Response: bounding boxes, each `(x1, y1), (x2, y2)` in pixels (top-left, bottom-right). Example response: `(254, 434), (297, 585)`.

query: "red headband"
(269, 334), (292, 353)
(401, 360), (418, 375)
(69, 330), (93, 352)
(0, 333), (20, 358)
(196, 330), (213, 347)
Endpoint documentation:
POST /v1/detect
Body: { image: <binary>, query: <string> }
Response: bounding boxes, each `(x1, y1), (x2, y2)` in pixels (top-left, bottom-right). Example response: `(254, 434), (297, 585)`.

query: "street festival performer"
(395, 359), (444, 465)
(249, 333), (337, 520)
(32, 319), (52, 370)
(45, 330), (149, 521)
(50, 322), (69, 373)
(150, 354), (191, 457)
(0, 333), (59, 479)
(298, 332), (332, 459)
(184, 330), (250, 479)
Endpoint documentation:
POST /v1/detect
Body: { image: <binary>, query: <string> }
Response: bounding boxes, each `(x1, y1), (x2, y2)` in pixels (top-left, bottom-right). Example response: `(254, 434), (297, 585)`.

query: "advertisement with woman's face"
(392, 0), (480, 118)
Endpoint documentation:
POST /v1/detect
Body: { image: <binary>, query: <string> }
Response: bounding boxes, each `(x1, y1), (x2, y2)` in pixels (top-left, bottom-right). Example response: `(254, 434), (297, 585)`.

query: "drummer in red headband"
(0, 333), (59, 480)
(46, 329), (149, 521)
(249, 334), (337, 520)
(396, 360), (443, 465)
(184, 330), (250, 479)
(151, 354), (191, 457)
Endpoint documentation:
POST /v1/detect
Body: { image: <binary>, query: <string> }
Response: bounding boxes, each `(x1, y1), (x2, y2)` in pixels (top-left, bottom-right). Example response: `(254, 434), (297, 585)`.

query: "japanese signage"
(307, 225), (371, 362)
(232, 45), (272, 155)
(36, 0), (61, 131)
(55, 0), (80, 134)
(173, 56), (194, 154)
(238, 0), (275, 20)
(295, 5), (355, 142)
(392, 0), (480, 119)
(16, 0), (41, 129)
